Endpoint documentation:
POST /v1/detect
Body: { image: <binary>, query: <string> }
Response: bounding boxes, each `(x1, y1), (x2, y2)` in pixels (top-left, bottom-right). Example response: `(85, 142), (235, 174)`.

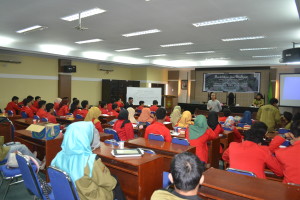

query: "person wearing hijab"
(240, 110), (253, 125)
(176, 111), (194, 128)
(138, 108), (153, 123)
(85, 107), (103, 133)
(127, 107), (138, 124)
(113, 109), (134, 141)
(57, 97), (70, 116)
(186, 115), (218, 163)
(224, 116), (243, 143)
(51, 122), (117, 199)
(54, 98), (62, 112)
(70, 99), (83, 117)
(170, 106), (181, 127)
(207, 111), (224, 135)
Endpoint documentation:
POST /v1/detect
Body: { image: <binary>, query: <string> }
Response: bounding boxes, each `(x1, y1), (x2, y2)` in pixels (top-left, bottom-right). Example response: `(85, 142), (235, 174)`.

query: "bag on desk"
(26, 124), (60, 140)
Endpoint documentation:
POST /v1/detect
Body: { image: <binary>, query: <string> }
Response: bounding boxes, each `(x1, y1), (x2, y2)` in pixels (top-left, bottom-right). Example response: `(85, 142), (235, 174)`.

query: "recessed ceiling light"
(160, 42), (193, 47)
(144, 54), (166, 57)
(39, 44), (74, 55)
(16, 25), (48, 34)
(252, 55), (281, 58)
(115, 48), (141, 52)
(0, 36), (15, 45)
(75, 39), (103, 44)
(222, 36), (265, 41)
(82, 51), (111, 60)
(122, 29), (161, 37)
(240, 47), (277, 51)
(193, 16), (248, 27)
(186, 51), (215, 54)
(61, 8), (106, 21)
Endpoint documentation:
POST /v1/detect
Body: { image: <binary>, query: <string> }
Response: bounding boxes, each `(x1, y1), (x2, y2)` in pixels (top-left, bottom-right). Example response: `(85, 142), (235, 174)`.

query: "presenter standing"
(207, 92), (222, 112)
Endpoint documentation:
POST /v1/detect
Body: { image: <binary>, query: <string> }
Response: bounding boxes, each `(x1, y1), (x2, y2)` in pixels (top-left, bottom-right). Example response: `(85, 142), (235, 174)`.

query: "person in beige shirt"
(256, 98), (281, 131)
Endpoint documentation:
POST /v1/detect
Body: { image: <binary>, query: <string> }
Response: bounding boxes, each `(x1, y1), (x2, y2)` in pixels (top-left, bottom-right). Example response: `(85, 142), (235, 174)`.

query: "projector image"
(280, 48), (300, 63)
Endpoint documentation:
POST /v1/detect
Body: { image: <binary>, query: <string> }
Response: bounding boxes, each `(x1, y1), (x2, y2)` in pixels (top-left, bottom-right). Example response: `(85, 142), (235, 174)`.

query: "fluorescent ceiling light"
(240, 47), (277, 51)
(61, 8), (106, 21)
(193, 16), (248, 27)
(0, 36), (15, 45)
(122, 29), (161, 37)
(75, 39), (103, 44)
(206, 57), (229, 60)
(113, 56), (145, 64)
(252, 55), (281, 58)
(222, 36), (265, 41)
(285, 62), (300, 65)
(160, 42), (193, 47)
(144, 54), (166, 57)
(152, 59), (198, 67)
(82, 51), (111, 60)
(115, 48), (140, 52)
(186, 51), (215, 54)
(16, 25), (48, 34)
(39, 44), (74, 55)
(200, 60), (229, 66)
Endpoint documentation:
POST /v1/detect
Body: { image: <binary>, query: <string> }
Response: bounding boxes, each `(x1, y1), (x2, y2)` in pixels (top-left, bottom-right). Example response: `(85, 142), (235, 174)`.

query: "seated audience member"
(111, 104), (119, 118)
(113, 109), (134, 141)
(170, 106), (181, 127)
(292, 112), (300, 122)
(186, 115), (218, 163)
(194, 108), (201, 117)
(222, 122), (283, 179)
(138, 108), (153, 123)
(252, 93), (264, 107)
(99, 101), (109, 114)
(18, 98), (26, 107)
(240, 110), (253, 125)
(36, 100), (47, 118)
(224, 116), (243, 143)
(256, 98), (280, 131)
(80, 100), (89, 118)
(144, 108), (172, 142)
(51, 122), (124, 200)
(57, 97), (70, 116)
(70, 97), (78, 108)
(85, 107), (103, 133)
(5, 96), (21, 114)
(54, 98), (62, 112)
(176, 111), (194, 128)
(21, 98), (34, 118)
(207, 111), (224, 135)
(124, 97), (133, 109)
(280, 111), (293, 129)
(115, 98), (124, 109)
(137, 101), (145, 111)
(70, 99), (82, 116)
(127, 107), (138, 124)
(151, 152), (205, 200)
(27, 95), (38, 114)
(150, 100), (159, 112)
(44, 103), (57, 123)
(269, 120), (300, 185)
(33, 96), (41, 108)
(107, 99), (114, 112)
(219, 108), (231, 122)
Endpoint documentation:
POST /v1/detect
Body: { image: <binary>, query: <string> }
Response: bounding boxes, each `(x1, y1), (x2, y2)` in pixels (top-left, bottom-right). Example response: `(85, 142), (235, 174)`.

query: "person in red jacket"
(110, 104), (119, 118)
(20, 98), (34, 118)
(207, 111), (225, 153)
(144, 108), (172, 142)
(70, 100), (82, 117)
(33, 96), (41, 109)
(113, 109), (134, 141)
(99, 101), (108, 114)
(5, 96), (21, 114)
(80, 100), (89, 118)
(186, 115), (219, 163)
(44, 103), (57, 123)
(53, 98), (62, 112)
(115, 98), (124, 109)
(36, 100), (47, 118)
(57, 97), (69, 116)
(269, 120), (300, 185)
(150, 100), (159, 112)
(222, 122), (283, 179)
(26, 96), (38, 114)
(84, 107), (103, 133)
(136, 101), (145, 112)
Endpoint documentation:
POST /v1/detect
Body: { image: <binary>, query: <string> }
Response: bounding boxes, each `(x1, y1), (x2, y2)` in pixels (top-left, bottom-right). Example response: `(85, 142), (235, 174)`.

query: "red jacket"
(5, 101), (21, 114)
(111, 110), (119, 118)
(29, 105), (38, 114)
(72, 109), (82, 117)
(219, 116), (227, 122)
(54, 102), (60, 112)
(36, 109), (47, 118)
(44, 112), (57, 123)
(81, 109), (88, 118)
(57, 105), (69, 116)
(92, 119), (103, 133)
(150, 105), (159, 112)
(113, 120), (134, 141)
(222, 141), (283, 179)
(115, 101), (124, 108)
(21, 106), (34, 118)
(107, 103), (113, 112)
(137, 106), (144, 111)
(270, 136), (300, 184)
(33, 101), (39, 108)
(100, 108), (108, 114)
(186, 128), (218, 163)
(232, 127), (243, 143)
(144, 121), (172, 142)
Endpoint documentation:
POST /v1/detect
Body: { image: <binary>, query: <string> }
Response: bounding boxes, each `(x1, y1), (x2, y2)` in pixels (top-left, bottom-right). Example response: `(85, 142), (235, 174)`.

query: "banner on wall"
(203, 73), (260, 93)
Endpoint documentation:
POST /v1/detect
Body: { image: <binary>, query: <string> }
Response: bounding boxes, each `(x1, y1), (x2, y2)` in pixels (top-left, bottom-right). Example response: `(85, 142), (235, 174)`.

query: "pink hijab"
(138, 108), (153, 123)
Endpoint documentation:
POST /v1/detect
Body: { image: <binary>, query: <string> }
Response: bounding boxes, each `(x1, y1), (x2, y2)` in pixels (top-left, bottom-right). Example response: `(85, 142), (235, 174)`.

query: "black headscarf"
(118, 109), (131, 128)
(207, 111), (219, 130)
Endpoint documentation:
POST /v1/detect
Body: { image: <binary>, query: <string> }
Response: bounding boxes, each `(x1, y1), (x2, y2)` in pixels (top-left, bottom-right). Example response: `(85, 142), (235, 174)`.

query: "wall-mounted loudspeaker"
(63, 65), (76, 73)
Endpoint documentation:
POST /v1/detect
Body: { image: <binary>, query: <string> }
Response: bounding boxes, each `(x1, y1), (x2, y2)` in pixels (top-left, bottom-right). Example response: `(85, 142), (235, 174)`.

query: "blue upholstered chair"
(148, 134), (164, 141)
(171, 137), (190, 146)
(226, 168), (256, 177)
(21, 112), (28, 119)
(104, 128), (120, 141)
(0, 165), (23, 200)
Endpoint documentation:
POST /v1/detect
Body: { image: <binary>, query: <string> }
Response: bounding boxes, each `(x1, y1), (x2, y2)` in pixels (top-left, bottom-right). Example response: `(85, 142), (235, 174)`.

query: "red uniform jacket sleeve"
(264, 148), (284, 177)
(94, 120), (103, 133)
(124, 123), (134, 140)
(30, 105), (38, 114)
(222, 147), (230, 162)
(269, 135), (285, 153)
(233, 127), (243, 143)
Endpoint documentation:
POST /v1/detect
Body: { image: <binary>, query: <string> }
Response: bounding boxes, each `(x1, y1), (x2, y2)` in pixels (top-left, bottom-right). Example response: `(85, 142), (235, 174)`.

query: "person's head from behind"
(70, 100), (80, 113)
(139, 101), (144, 106)
(210, 92), (216, 100)
(112, 103), (118, 111)
(72, 97), (78, 102)
(81, 100), (89, 109)
(12, 96), (19, 103)
(223, 108), (231, 117)
(153, 100), (158, 106)
(27, 95), (34, 103)
(283, 111), (293, 123)
(38, 100), (46, 109)
(118, 109), (129, 120)
(291, 120), (300, 138)
(46, 103), (54, 114)
(156, 108), (166, 121)
(269, 98), (278, 106)
(244, 122), (268, 144)
(100, 101), (107, 109)
(128, 97), (133, 104)
(35, 96), (41, 101)
(169, 152), (205, 193)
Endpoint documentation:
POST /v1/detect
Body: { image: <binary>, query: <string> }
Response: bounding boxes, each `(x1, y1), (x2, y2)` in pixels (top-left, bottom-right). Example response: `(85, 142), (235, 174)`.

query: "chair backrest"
(226, 168), (256, 177)
(171, 137), (189, 146)
(21, 112), (28, 118)
(104, 128), (120, 141)
(148, 133), (164, 141)
(33, 115), (40, 120)
(41, 118), (48, 122)
(278, 128), (289, 134)
(15, 153), (44, 199)
(75, 114), (83, 119)
(48, 166), (80, 200)
(7, 110), (14, 115)
(162, 171), (171, 188)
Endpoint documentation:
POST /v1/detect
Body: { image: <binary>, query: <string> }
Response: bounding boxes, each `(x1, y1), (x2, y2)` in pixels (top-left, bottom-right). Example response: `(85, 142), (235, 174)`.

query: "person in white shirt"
(207, 92), (222, 112)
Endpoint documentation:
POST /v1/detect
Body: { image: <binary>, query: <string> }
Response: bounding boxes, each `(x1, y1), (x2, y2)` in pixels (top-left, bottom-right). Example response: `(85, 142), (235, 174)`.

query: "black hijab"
(207, 111), (219, 130)
(118, 109), (131, 128)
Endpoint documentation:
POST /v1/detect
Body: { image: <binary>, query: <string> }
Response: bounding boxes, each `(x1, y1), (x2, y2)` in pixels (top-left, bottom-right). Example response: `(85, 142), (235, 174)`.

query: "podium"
(163, 95), (177, 109)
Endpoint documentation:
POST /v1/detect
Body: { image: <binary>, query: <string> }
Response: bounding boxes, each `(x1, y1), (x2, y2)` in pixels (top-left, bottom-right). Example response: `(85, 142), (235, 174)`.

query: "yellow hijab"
(84, 107), (101, 124)
(170, 106), (181, 127)
(127, 107), (138, 124)
(177, 111), (194, 128)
